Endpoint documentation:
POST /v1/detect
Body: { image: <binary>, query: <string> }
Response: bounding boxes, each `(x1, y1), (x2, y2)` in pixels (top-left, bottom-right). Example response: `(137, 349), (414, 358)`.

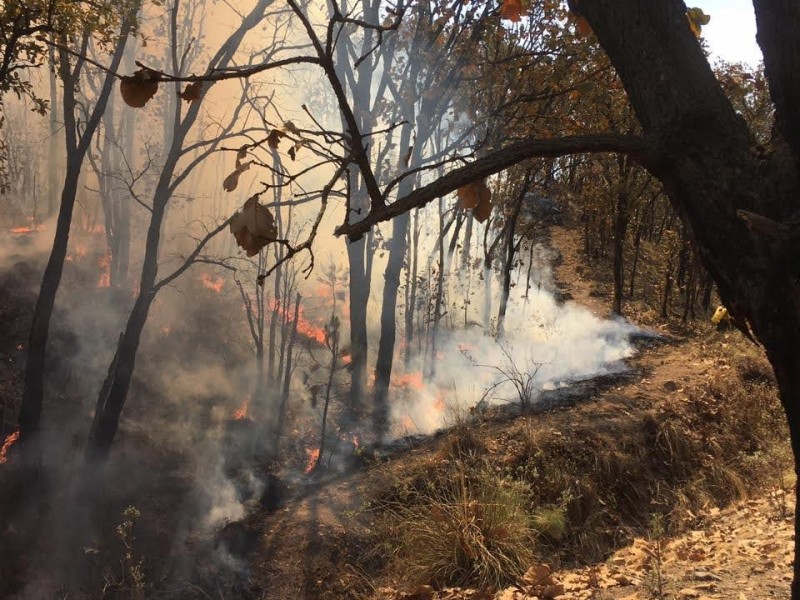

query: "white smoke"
(389, 243), (641, 436)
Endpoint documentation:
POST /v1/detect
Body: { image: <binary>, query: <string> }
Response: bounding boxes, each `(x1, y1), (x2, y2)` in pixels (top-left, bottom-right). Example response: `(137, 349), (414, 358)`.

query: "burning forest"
(0, 0), (795, 598)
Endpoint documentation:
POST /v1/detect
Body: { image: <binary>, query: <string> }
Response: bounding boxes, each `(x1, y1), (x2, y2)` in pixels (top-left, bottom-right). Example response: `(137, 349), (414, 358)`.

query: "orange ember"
(200, 273), (224, 293)
(232, 399), (250, 421)
(66, 245), (89, 262)
(97, 252), (111, 287)
(161, 326), (172, 336)
(304, 447), (320, 474)
(0, 430), (20, 464)
(9, 226), (38, 234)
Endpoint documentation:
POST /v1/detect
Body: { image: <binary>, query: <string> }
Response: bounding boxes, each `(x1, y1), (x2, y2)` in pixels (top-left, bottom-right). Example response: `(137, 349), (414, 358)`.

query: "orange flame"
(9, 226), (38, 234)
(200, 273), (224, 293)
(97, 252), (111, 287)
(0, 430), (20, 464)
(66, 245), (89, 262)
(268, 299), (326, 345)
(232, 399), (250, 421)
(391, 371), (425, 390)
(304, 447), (320, 474)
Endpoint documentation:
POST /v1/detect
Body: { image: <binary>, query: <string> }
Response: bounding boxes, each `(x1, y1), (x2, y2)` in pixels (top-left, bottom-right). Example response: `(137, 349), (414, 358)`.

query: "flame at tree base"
(232, 399), (251, 421)
(304, 447), (320, 474)
(0, 430), (20, 464)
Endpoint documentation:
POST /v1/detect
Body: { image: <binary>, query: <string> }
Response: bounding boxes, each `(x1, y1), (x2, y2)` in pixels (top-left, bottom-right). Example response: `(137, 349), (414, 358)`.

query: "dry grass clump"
(377, 463), (536, 590)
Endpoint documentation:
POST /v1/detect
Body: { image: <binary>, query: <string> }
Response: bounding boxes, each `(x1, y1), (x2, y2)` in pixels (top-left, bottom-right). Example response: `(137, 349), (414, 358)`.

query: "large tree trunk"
(578, 0), (800, 595)
(346, 233), (369, 418)
(88, 295), (152, 456)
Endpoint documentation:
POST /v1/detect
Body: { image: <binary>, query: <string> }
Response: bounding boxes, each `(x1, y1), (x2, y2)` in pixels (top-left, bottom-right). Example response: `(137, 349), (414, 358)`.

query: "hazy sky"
(696, 0), (762, 66)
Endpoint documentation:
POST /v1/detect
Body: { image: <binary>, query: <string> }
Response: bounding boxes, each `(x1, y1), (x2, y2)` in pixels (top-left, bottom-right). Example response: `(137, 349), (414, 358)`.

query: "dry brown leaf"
(474, 188), (492, 222)
(267, 129), (285, 149)
(178, 80), (203, 103)
(499, 0), (524, 22)
(230, 196), (278, 256)
(575, 15), (592, 36)
(523, 564), (552, 586)
(289, 146), (296, 161)
(284, 120), (301, 135)
(223, 170), (241, 192)
(120, 68), (160, 108)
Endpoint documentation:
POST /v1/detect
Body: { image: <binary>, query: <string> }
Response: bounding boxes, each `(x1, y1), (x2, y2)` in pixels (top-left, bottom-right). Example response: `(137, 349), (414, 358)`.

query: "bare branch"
(335, 134), (656, 240)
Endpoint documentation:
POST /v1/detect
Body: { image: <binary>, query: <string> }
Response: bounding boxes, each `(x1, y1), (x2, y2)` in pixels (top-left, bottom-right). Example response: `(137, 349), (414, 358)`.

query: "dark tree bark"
(573, 0), (800, 594)
(18, 20), (134, 453)
(88, 0), (270, 457)
(497, 173), (532, 338)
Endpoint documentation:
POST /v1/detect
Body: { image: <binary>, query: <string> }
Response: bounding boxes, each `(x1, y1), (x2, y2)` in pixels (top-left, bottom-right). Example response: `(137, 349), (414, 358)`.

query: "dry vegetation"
(351, 338), (790, 597)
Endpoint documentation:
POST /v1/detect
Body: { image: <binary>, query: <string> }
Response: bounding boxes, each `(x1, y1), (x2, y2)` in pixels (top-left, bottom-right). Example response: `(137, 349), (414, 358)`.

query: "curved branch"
(335, 133), (656, 240)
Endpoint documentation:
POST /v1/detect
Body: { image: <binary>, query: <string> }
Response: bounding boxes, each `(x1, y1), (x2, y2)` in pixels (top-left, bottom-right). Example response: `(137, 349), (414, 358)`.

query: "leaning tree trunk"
(87, 0), (271, 457)
(578, 0), (800, 595)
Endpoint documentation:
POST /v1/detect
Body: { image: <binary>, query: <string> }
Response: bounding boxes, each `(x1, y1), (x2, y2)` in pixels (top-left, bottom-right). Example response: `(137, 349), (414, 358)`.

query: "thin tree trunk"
(18, 23), (133, 452)
(612, 189), (630, 315)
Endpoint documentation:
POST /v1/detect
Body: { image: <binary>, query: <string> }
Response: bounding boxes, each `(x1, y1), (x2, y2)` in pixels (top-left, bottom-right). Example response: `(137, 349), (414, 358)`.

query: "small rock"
(542, 583), (565, 599)
(678, 588), (701, 598)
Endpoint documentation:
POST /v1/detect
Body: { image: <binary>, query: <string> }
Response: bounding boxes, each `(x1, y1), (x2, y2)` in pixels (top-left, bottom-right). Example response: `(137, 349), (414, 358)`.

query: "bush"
(382, 464), (535, 589)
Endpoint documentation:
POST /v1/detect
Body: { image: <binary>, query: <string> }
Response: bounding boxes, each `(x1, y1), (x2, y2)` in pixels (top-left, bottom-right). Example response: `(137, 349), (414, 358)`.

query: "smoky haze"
(0, 0), (649, 596)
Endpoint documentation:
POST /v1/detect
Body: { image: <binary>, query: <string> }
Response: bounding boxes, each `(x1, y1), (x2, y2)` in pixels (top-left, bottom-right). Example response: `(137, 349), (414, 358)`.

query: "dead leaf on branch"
(284, 121), (301, 136)
(686, 7), (711, 37)
(120, 68), (160, 108)
(229, 195), (278, 256)
(499, 0), (525, 22)
(267, 129), (285, 149)
(457, 179), (492, 223)
(178, 80), (203, 103)
(222, 161), (251, 193)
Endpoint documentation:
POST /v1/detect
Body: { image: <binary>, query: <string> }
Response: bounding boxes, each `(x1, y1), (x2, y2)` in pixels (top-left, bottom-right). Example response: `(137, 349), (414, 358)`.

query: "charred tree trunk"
(18, 24), (133, 453)
(372, 208), (409, 436)
(346, 234), (369, 418)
